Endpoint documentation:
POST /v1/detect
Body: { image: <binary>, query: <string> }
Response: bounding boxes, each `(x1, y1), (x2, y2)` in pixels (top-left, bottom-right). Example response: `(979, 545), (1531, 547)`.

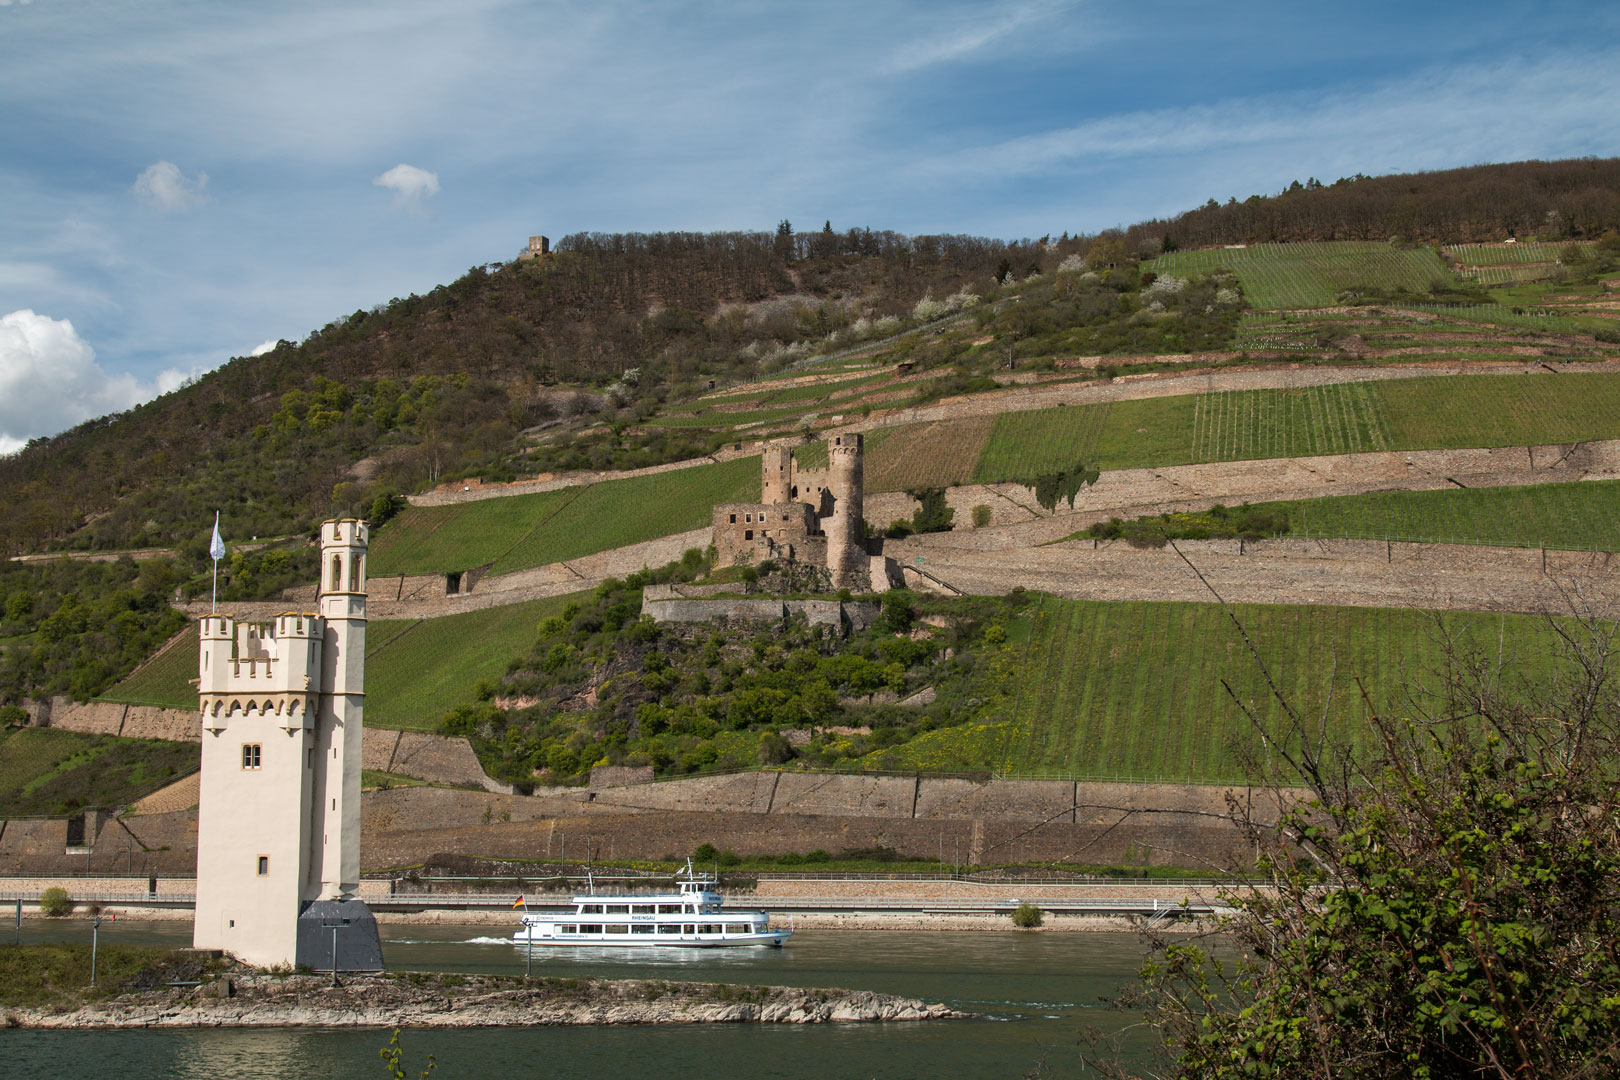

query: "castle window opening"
(745, 530), (753, 540)
(729, 514), (736, 523)
(241, 744), (262, 770)
(791, 486), (798, 497)
(256, 856), (269, 876)
(348, 554), (360, 591)
(330, 555), (342, 591)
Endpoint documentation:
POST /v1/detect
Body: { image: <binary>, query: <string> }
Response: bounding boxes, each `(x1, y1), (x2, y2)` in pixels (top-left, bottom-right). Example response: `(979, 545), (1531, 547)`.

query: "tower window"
(745, 530), (753, 540)
(729, 514), (736, 523)
(257, 856), (269, 876)
(329, 555), (342, 590)
(241, 744), (262, 770)
(348, 554), (361, 591)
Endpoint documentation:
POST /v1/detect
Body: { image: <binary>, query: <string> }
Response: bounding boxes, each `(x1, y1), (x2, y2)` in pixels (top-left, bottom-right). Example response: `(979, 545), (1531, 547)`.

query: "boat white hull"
(513, 929), (792, 949)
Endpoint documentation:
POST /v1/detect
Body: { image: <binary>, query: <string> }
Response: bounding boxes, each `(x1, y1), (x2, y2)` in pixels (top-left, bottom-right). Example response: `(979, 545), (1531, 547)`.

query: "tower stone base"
(295, 899), (384, 972)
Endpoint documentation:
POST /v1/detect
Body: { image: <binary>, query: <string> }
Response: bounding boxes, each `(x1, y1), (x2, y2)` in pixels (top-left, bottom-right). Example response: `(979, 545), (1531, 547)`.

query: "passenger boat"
(513, 862), (792, 948)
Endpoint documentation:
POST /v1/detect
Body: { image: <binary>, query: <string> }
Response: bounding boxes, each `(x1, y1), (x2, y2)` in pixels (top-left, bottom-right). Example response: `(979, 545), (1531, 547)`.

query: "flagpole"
(209, 511), (225, 614)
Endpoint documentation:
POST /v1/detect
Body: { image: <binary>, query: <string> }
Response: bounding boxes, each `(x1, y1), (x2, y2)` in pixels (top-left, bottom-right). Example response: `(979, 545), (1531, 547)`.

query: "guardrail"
(0, 887), (1230, 912)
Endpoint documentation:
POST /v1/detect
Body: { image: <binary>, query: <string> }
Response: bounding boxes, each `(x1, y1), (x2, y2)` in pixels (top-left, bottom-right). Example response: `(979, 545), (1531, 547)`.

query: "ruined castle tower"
(192, 518), (382, 970)
(761, 443), (793, 505)
(825, 433), (866, 590)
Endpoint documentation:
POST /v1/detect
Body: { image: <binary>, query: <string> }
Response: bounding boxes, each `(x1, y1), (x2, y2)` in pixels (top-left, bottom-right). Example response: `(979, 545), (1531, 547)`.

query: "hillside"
(5, 156), (1620, 771)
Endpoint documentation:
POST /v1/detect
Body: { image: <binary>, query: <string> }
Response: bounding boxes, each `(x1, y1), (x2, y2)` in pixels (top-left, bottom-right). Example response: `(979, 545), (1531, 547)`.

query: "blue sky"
(3, 0), (1619, 452)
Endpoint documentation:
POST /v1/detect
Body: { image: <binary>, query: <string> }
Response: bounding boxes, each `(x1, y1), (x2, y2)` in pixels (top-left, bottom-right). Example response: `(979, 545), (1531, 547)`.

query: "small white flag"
(209, 512), (226, 561)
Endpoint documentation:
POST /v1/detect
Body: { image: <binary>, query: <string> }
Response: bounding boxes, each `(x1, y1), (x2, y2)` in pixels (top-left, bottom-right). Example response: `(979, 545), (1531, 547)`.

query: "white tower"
(192, 518), (381, 969)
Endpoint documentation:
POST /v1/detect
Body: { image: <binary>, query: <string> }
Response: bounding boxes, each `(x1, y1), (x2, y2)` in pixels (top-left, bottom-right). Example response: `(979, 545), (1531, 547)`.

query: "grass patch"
(0, 728), (198, 816)
(368, 487), (583, 576)
(1259, 478), (1620, 551)
(365, 592), (588, 730)
(371, 456), (760, 578)
(489, 456), (759, 574)
(0, 945), (222, 1008)
(361, 769), (430, 790)
(97, 624), (198, 710)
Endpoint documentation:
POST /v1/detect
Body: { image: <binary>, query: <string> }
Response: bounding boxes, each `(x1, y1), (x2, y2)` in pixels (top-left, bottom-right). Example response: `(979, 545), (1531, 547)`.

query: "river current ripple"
(7, 921), (1161, 1078)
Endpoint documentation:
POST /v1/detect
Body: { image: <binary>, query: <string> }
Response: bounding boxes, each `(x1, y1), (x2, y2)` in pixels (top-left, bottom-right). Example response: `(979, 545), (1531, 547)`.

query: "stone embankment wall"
(641, 587), (879, 631)
(884, 533), (1620, 618)
(45, 703), (497, 791)
(356, 774), (1265, 871)
(47, 702), (200, 741)
(2, 773), (1271, 876)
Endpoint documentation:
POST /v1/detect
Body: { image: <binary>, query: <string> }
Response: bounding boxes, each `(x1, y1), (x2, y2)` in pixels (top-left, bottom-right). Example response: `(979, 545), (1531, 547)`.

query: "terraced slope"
(1256, 478), (1620, 552)
(865, 371), (1620, 490)
(0, 727), (198, 816)
(371, 455), (760, 577)
(97, 625), (199, 710)
(864, 597), (1567, 783)
(1146, 242), (1454, 308)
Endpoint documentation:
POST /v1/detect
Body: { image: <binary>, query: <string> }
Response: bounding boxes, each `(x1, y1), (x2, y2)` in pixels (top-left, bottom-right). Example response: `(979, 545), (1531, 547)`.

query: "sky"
(3, 0), (1620, 454)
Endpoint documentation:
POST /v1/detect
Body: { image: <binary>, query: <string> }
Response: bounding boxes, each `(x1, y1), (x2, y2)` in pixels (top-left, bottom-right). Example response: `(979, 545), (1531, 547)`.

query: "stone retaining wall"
(2, 774), (1272, 875)
(641, 593), (880, 631)
(884, 534), (1620, 618)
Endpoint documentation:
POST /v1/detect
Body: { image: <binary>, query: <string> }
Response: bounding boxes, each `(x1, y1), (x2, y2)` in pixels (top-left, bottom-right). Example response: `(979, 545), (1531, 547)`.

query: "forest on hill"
(1125, 157), (1620, 250)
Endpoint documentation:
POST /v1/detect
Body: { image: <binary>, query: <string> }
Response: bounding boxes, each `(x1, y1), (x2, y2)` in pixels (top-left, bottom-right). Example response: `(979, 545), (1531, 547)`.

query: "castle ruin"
(712, 434), (900, 592)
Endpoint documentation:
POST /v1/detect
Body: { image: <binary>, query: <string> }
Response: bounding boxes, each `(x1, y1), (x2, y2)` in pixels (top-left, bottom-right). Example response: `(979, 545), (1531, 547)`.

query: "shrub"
(39, 887), (72, 917)
(970, 504), (992, 529)
(692, 843), (718, 862)
(1011, 903), (1043, 929)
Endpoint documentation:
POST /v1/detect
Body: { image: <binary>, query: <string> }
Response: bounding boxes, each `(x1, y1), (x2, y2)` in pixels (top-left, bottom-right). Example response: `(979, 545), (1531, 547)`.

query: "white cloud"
(250, 339), (277, 356)
(133, 160), (209, 212)
(373, 163), (440, 211)
(0, 310), (177, 450)
(886, 1), (1068, 74)
(912, 50), (1620, 190)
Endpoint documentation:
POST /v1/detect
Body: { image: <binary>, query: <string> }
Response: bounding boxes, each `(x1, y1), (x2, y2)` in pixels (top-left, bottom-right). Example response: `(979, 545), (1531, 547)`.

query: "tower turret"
(761, 443), (793, 505)
(826, 433), (867, 590)
(314, 519), (367, 901)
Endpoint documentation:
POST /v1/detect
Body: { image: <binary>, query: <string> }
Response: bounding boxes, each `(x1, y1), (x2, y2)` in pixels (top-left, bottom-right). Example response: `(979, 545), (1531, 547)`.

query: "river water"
(7, 920), (1163, 1078)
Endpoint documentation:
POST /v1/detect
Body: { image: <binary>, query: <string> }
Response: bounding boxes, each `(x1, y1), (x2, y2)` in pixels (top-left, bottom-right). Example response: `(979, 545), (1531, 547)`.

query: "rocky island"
(3, 949), (963, 1029)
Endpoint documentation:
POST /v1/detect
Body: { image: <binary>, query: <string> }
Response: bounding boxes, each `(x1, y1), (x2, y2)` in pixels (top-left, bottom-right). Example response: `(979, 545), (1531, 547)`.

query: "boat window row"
(560, 924), (758, 935)
(575, 903), (701, 914)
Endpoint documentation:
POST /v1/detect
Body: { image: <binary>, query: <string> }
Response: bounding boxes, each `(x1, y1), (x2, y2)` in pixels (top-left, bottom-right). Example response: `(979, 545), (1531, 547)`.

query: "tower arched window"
(330, 555), (342, 591)
(348, 554), (361, 592)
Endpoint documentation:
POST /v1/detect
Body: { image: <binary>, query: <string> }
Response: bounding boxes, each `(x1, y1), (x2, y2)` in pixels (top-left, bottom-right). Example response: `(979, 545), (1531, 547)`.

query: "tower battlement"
(197, 612), (323, 733)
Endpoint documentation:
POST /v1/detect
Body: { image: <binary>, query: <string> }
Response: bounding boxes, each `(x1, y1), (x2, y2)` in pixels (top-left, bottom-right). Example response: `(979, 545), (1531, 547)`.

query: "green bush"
(38, 887), (72, 917)
(970, 504), (992, 529)
(1011, 903), (1043, 929)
